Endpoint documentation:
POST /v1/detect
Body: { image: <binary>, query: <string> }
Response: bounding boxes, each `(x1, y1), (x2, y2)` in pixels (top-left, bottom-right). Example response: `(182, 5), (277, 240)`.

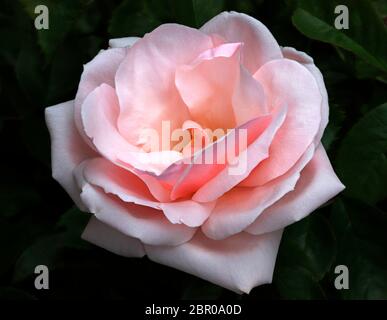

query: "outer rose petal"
(201, 144), (315, 240)
(82, 216), (145, 257)
(240, 58), (322, 186)
(115, 24), (213, 144)
(245, 144), (345, 235)
(45, 101), (96, 210)
(79, 183), (196, 246)
(282, 47), (329, 143)
(201, 11), (283, 73)
(145, 230), (283, 294)
(109, 37), (140, 48)
(75, 34), (141, 130)
(74, 48), (126, 145)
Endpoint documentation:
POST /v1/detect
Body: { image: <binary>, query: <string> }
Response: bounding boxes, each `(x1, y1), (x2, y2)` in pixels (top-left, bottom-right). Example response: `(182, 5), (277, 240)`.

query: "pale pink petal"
(240, 59), (322, 187)
(232, 65), (267, 126)
(175, 42), (241, 130)
(202, 144), (315, 240)
(82, 158), (215, 227)
(180, 120), (211, 156)
(282, 47), (328, 143)
(159, 201), (215, 228)
(191, 41), (242, 63)
(45, 101), (96, 210)
(115, 24), (214, 144)
(201, 11), (282, 73)
(79, 183), (196, 246)
(81, 83), (182, 175)
(134, 173), (171, 203)
(82, 216), (145, 257)
(210, 33), (226, 46)
(145, 229), (283, 294)
(81, 83), (137, 156)
(245, 144), (345, 235)
(192, 105), (287, 202)
(82, 158), (157, 203)
(74, 48), (126, 145)
(109, 37), (140, 48)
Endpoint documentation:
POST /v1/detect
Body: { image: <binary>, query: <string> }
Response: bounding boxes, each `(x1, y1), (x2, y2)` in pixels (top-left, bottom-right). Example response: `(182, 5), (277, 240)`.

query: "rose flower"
(45, 12), (344, 293)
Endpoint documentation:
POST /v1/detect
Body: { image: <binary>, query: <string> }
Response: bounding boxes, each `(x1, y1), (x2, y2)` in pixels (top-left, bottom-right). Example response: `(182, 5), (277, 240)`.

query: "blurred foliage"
(336, 103), (387, 204)
(0, 0), (386, 300)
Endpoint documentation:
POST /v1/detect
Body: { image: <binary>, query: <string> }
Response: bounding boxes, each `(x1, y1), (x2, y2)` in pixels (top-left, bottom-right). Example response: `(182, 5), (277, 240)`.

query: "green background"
(0, 0), (386, 300)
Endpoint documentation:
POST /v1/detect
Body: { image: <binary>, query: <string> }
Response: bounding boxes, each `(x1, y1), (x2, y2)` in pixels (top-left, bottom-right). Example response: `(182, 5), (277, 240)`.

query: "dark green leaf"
(292, 0), (387, 73)
(13, 207), (90, 282)
(330, 198), (387, 299)
(20, 0), (91, 58)
(56, 206), (90, 236)
(275, 266), (326, 299)
(331, 198), (387, 255)
(338, 235), (387, 299)
(192, 0), (225, 27)
(336, 103), (387, 204)
(274, 213), (336, 299)
(0, 218), (46, 277)
(15, 39), (46, 104)
(46, 36), (102, 104)
(108, 0), (162, 38)
(277, 213), (336, 280)
(322, 103), (345, 150)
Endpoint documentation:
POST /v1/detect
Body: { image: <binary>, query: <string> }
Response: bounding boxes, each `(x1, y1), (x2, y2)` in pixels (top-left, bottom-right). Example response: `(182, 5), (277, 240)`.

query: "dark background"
(0, 0), (386, 300)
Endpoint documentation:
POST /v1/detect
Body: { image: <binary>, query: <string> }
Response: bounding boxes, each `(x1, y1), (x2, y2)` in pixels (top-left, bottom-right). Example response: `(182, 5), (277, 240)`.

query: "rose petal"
(240, 58), (322, 187)
(232, 65), (267, 126)
(175, 42), (241, 129)
(82, 158), (157, 202)
(81, 83), (183, 175)
(74, 48), (126, 146)
(45, 101), (96, 210)
(176, 42), (266, 129)
(82, 216), (145, 257)
(192, 105), (287, 202)
(160, 201), (215, 227)
(134, 173), (171, 203)
(81, 158), (215, 227)
(145, 229), (283, 294)
(282, 47), (329, 143)
(153, 113), (272, 201)
(109, 37), (140, 48)
(201, 11), (282, 73)
(245, 144), (345, 235)
(79, 183), (196, 246)
(202, 144), (315, 240)
(115, 24), (214, 144)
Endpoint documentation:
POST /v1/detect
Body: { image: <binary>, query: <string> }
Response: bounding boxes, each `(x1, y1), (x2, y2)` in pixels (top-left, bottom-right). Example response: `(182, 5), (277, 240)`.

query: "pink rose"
(45, 12), (344, 293)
